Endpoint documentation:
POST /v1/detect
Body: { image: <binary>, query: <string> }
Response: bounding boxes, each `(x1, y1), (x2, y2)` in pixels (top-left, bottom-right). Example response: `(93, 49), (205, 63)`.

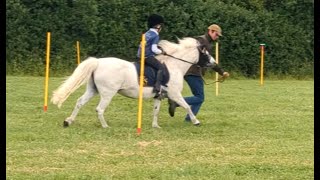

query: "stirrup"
(154, 88), (167, 100)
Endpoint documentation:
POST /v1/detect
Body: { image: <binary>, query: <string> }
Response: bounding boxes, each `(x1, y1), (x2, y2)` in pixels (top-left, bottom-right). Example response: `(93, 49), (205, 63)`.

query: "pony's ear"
(198, 45), (207, 53)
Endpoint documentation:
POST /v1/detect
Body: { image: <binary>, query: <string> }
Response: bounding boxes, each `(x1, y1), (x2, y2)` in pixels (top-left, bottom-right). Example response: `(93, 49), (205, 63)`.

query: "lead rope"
(200, 68), (225, 85)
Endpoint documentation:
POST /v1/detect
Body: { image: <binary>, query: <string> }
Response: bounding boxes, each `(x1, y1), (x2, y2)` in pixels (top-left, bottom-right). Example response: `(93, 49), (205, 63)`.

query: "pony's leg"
(152, 99), (162, 128)
(170, 94), (200, 125)
(95, 91), (117, 128)
(64, 89), (96, 127)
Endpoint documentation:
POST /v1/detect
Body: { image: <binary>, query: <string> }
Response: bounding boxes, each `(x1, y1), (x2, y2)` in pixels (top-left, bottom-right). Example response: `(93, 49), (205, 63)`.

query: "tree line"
(6, 0), (314, 78)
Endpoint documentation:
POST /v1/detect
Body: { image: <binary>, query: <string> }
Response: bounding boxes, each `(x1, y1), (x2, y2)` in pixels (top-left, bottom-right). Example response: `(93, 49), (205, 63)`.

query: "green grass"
(6, 76), (314, 179)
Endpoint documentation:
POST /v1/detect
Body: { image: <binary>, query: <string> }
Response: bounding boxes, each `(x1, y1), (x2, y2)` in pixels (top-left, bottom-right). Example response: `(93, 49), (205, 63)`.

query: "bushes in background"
(6, 0), (314, 78)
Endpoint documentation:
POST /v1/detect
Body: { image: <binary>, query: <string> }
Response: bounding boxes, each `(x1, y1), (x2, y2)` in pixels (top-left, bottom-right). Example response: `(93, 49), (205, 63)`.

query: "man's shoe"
(168, 99), (177, 117)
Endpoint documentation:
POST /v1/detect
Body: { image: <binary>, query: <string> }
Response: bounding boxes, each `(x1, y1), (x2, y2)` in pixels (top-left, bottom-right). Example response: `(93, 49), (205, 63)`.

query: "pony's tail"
(51, 57), (99, 108)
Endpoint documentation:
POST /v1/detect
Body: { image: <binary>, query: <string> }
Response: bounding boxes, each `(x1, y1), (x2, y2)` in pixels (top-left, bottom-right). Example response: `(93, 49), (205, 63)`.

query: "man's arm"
(211, 63), (230, 77)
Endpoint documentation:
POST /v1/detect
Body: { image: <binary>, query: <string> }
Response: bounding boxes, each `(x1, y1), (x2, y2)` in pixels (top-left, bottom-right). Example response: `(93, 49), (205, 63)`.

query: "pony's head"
(158, 37), (214, 68)
(196, 44), (216, 67)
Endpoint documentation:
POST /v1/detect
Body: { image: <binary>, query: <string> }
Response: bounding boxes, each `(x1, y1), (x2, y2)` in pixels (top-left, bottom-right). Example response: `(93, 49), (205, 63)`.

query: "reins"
(161, 45), (226, 85)
(165, 53), (226, 85)
(164, 54), (199, 66)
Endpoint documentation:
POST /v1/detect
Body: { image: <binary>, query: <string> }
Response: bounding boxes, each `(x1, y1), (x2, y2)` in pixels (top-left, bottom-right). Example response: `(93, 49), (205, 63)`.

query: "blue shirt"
(137, 29), (161, 58)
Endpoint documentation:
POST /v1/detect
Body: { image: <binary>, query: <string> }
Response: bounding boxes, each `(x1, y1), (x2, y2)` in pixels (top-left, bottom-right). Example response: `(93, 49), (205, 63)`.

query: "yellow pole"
(260, 44), (265, 86)
(76, 41), (80, 65)
(215, 42), (219, 96)
(137, 34), (146, 135)
(43, 32), (51, 112)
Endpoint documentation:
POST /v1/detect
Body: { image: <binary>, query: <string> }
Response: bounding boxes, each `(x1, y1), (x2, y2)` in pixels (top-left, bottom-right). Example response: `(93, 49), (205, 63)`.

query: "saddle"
(133, 62), (170, 87)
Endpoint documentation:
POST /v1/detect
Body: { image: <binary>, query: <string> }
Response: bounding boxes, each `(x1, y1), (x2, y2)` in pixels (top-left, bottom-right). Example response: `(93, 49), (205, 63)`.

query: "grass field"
(6, 76), (314, 179)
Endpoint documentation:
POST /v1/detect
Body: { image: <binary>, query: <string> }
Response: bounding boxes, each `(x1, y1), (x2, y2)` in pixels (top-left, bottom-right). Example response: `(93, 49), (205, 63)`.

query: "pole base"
(137, 128), (142, 135)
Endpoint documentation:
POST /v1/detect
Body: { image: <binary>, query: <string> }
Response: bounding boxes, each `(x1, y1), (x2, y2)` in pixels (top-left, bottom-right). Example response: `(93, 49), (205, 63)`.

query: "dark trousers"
(144, 56), (165, 72)
(144, 56), (165, 87)
(184, 75), (205, 121)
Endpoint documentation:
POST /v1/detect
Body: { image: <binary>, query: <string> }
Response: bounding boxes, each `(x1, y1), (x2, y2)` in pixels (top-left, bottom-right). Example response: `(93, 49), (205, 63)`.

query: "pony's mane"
(158, 37), (198, 55)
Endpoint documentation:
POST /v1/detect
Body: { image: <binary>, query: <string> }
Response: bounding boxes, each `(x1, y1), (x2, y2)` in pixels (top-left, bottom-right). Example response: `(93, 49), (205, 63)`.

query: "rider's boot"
(153, 70), (164, 99)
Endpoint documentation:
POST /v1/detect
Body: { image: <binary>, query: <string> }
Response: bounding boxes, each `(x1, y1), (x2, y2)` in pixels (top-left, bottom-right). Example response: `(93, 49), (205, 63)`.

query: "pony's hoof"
(63, 121), (69, 127)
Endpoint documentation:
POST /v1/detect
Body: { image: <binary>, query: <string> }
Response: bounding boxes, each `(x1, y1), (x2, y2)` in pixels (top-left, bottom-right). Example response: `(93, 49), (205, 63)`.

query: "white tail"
(51, 57), (99, 108)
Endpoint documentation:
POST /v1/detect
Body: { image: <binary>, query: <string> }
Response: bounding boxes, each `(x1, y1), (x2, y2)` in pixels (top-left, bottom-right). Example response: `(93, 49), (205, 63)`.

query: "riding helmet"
(148, 14), (164, 28)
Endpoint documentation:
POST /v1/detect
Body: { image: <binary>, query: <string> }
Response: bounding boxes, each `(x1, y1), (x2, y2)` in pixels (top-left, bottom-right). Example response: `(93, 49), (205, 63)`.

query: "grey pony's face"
(196, 46), (216, 67)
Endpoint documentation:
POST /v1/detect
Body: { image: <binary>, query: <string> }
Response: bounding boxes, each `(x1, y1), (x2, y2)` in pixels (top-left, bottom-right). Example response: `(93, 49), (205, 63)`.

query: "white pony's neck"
(157, 37), (199, 74)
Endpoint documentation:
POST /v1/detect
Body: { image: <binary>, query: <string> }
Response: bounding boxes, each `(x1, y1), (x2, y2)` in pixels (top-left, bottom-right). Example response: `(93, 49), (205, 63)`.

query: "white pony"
(51, 37), (215, 128)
